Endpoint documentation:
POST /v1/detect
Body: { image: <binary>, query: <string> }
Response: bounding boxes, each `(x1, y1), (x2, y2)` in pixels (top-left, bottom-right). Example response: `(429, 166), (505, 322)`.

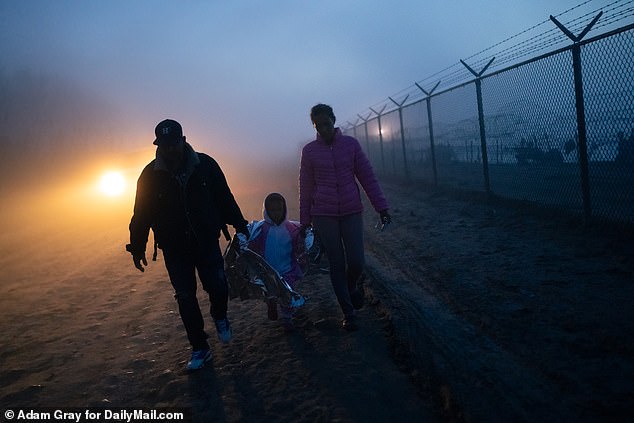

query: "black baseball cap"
(153, 119), (183, 145)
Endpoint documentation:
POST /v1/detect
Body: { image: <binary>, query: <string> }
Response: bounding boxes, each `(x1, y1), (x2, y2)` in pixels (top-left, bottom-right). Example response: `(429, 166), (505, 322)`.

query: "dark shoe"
(187, 349), (212, 370)
(350, 287), (365, 310)
(342, 315), (358, 331)
(214, 318), (233, 344)
(267, 297), (278, 321)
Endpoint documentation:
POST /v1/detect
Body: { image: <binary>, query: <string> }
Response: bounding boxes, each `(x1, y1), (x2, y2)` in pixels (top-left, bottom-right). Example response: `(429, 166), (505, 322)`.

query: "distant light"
(99, 171), (126, 197)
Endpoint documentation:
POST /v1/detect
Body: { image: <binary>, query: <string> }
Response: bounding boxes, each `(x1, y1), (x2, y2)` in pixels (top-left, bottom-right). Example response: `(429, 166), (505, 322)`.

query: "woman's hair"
(310, 103), (336, 123)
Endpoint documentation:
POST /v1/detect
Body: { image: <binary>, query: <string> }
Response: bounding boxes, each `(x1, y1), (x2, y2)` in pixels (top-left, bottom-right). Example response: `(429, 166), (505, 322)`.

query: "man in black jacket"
(127, 119), (249, 370)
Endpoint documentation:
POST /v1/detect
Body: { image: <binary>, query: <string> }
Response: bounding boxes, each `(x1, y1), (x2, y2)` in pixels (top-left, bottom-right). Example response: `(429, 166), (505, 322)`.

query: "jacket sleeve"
(128, 165), (154, 255)
(209, 158), (248, 232)
(299, 145), (314, 226)
(353, 139), (389, 212)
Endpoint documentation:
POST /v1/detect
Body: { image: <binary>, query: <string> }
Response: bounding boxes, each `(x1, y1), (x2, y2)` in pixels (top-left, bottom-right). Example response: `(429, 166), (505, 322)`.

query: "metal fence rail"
(344, 18), (634, 226)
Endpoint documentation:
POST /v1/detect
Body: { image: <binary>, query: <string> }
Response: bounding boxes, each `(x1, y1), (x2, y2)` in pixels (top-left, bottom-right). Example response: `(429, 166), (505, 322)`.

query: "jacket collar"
(316, 127), (342, 145)
(263, 209), (285, 226)
(154, 142), (200, 184)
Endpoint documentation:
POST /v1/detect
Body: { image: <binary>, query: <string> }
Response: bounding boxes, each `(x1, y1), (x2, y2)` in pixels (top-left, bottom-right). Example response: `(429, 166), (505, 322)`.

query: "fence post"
(461, 57), (495, 195)
(343, 122), (353, 137)
(348, 119), (359, 141)
(357, 113), (372, 157)
(369, 106), (387, 174)
(388, 95), (411, 180)
(416, 81), (441, 187)
(550, 12), (602, 222)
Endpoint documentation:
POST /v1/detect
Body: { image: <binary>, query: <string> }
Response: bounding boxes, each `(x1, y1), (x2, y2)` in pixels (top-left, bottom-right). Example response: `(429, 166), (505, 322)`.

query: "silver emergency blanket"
(223, 235), (305, 309)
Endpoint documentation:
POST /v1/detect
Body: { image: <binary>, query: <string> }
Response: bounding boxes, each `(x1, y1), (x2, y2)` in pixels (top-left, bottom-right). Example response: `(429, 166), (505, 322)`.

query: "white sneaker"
(214, 318), (233, 344)
(187, 349), (212, 370)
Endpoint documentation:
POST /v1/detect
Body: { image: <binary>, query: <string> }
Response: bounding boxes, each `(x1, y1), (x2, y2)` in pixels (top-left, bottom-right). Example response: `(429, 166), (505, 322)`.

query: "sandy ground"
(1, 166), (633, 422)
(0, 167), (436, 423)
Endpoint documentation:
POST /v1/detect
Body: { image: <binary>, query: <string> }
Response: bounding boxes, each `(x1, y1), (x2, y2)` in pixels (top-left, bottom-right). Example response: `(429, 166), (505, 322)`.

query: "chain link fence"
(345, 21), (634, 227)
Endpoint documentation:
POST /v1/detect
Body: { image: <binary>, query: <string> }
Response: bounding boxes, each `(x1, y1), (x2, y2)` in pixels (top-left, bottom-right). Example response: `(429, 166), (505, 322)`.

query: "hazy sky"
(1, 0), (627, 162)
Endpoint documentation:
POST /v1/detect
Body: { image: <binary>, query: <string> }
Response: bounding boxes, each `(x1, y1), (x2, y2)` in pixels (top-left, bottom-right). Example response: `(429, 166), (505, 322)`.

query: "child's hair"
(310, 103), (336, 123)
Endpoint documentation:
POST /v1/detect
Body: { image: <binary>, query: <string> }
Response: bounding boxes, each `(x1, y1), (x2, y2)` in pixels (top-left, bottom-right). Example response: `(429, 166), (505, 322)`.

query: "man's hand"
(234, 223), (250, 238)
(126, 244), (148, 272)
(233, 222), (250, 251)
(133, 254), (148, 272)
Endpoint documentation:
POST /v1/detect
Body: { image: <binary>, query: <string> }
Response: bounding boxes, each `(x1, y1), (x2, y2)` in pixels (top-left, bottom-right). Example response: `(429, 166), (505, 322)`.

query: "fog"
(1, 1), (591, 159)
(1, 1), (620, 268)
(0, 141), (302, 292)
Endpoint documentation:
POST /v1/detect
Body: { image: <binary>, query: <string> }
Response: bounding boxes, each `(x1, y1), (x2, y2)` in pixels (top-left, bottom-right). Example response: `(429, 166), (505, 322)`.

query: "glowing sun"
(99, 171), (126, 197)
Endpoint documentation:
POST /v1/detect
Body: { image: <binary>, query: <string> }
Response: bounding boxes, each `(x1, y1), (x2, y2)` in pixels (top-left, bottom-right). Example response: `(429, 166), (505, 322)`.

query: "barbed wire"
(351, 0), (634, 125)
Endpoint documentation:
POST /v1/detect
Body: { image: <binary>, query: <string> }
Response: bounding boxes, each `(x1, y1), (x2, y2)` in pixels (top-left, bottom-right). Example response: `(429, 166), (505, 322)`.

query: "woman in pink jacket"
(299, 104), (391, 331)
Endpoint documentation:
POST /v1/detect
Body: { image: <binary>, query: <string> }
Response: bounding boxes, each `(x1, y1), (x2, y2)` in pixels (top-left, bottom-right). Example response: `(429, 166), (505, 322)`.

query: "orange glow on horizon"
(98, 171), (126, 197)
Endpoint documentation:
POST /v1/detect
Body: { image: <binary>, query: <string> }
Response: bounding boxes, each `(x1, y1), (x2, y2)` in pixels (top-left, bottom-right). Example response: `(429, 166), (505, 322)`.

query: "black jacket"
(128, 144), (247, 255)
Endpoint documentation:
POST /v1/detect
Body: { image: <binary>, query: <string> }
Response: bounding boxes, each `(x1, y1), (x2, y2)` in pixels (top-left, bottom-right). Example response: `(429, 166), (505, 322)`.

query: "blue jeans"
(312, 213), (364, 318)
(162, 241), (227, 350)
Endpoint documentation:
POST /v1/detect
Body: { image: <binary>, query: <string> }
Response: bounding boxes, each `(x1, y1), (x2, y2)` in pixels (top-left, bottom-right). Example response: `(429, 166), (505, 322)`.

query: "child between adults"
(246, 193), (312, 331)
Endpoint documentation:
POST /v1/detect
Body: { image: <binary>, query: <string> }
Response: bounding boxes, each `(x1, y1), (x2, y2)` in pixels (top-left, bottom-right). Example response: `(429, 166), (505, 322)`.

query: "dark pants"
(162, 241), (227, 351)
(312, 213), (364, 318)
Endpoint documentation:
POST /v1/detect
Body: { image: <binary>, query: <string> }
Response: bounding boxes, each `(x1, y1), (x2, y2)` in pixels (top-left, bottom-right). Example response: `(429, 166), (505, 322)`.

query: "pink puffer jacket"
(299, 128), (389, 225)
